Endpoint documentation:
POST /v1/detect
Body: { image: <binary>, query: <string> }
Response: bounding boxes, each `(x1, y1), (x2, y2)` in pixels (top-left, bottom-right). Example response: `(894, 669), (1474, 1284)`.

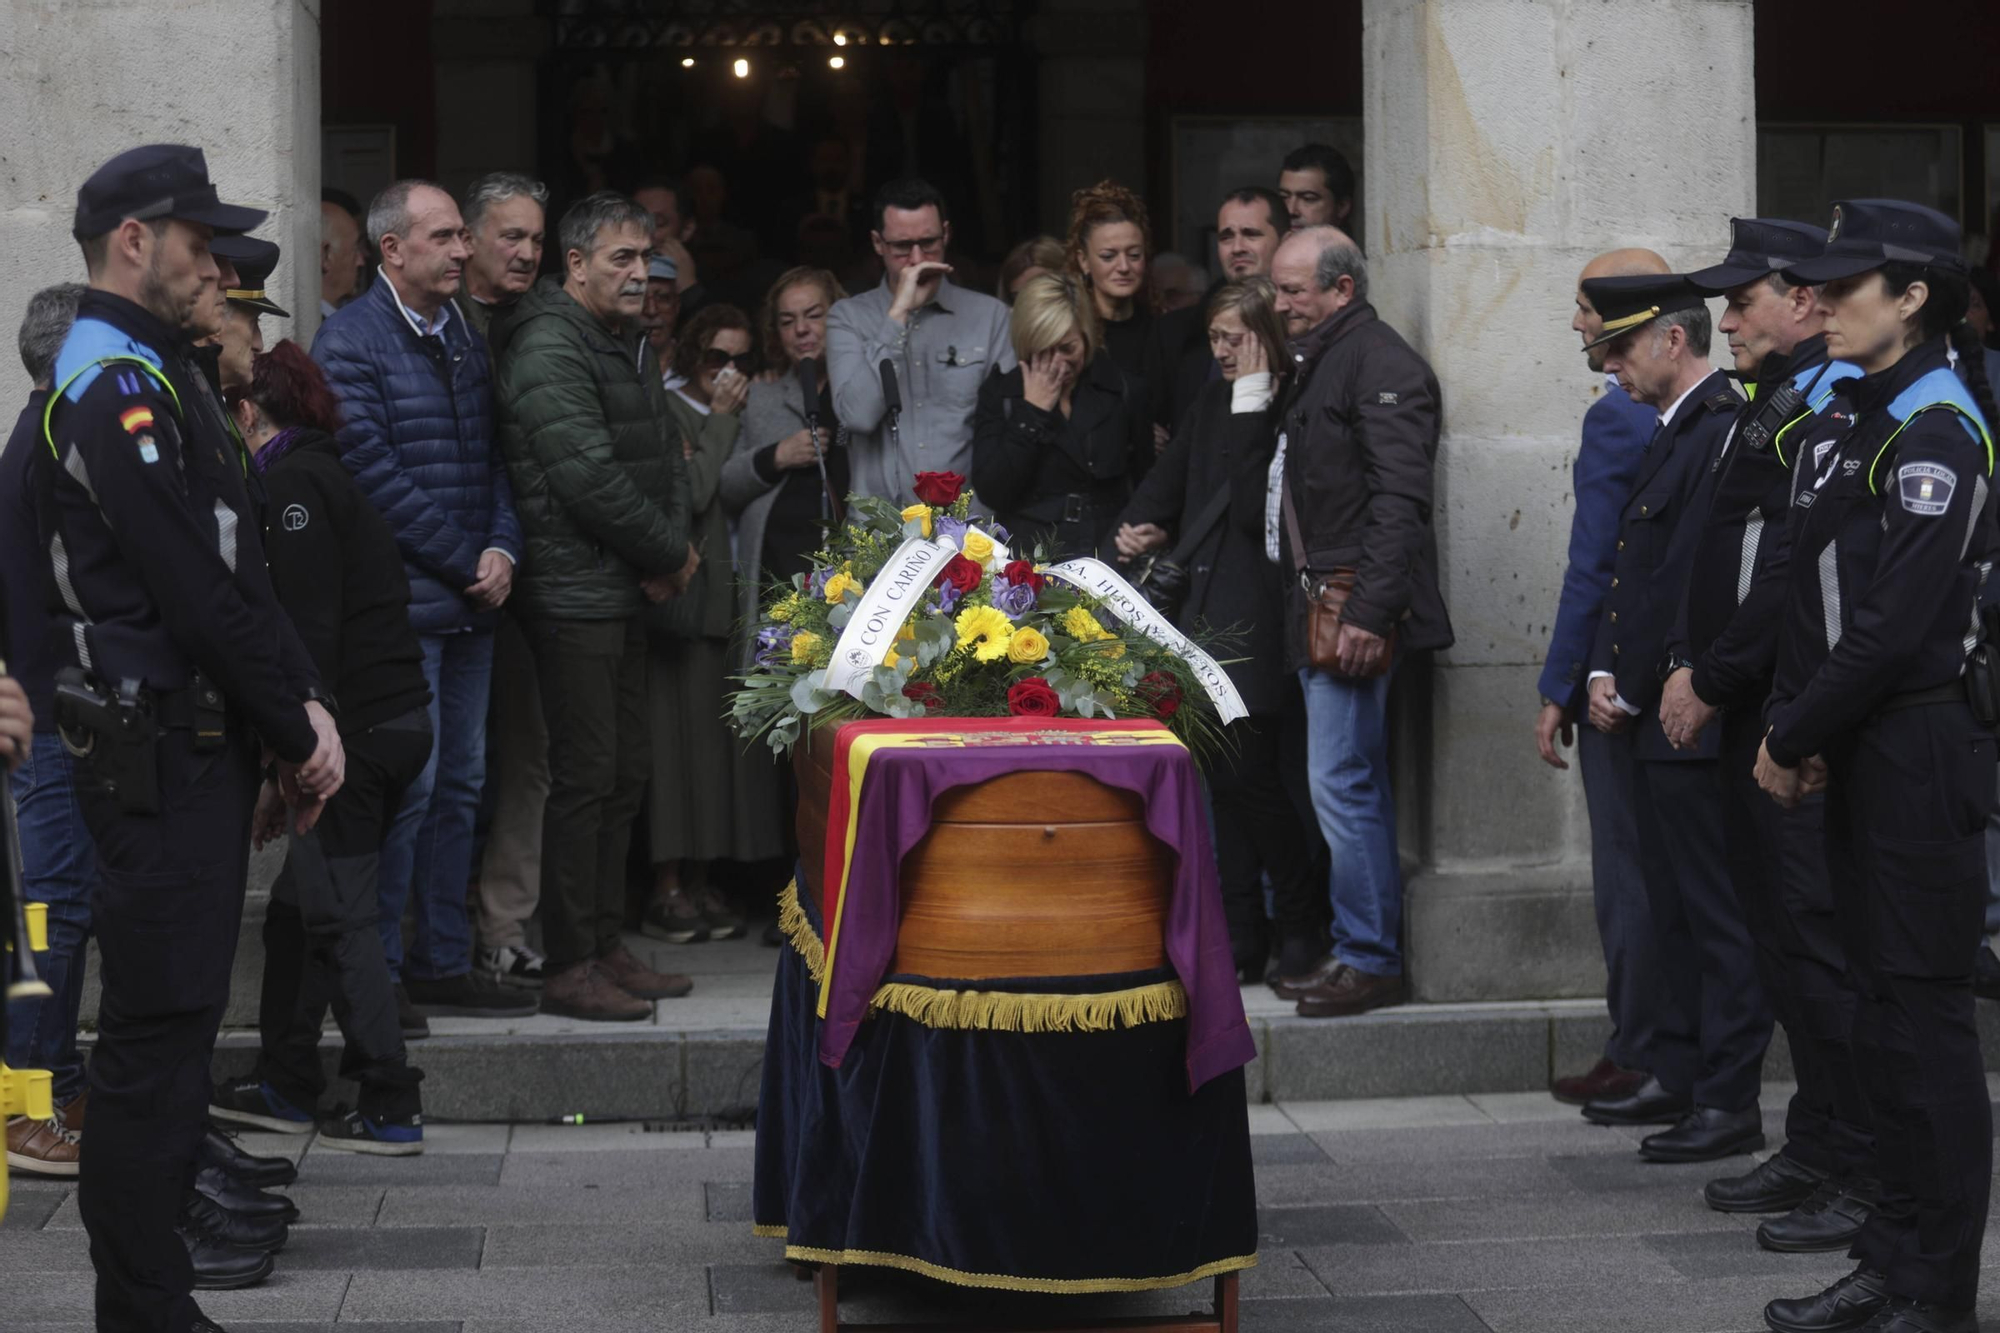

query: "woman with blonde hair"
(970, 271), (1149, 559)
(1113, 277), (1318, 983)
(1066, 179), (1152, 380)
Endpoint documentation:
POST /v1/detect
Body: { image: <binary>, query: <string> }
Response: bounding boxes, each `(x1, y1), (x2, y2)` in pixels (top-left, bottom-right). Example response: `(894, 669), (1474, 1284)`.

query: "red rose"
(933, 554), (983, 595)
(1007, 677), (1062, 717)
(1138, 670), (1183, 719)
(1002, 559), (1045, 593)
(912, 471), (966, 507)
(903, 681), (943, 711)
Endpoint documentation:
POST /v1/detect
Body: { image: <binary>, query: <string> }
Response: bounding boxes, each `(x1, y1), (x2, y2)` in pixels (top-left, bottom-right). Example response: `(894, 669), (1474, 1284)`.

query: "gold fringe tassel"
(779, 1244), (1257, 1295)
(750, 1223), (788, 1238)
(774, 879), (1188, 1033)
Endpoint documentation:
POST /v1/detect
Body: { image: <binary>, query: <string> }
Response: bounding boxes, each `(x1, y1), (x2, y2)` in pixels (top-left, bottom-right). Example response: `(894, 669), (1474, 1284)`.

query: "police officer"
(211, 235), (287, 394)
(39, 145), (345, 1331)
(1757, 200), (2000, 1333)
(1576, 274), (1773, 1164)
(1658, 218), (1875, 1251)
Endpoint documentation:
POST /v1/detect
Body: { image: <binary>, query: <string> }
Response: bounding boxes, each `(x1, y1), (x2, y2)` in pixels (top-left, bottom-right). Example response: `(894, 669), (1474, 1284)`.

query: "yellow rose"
(961, 528), (995, 565)
(900, 504), (934, 538)
(823, 571), (860, 604)
(1064, 605), (1111, 641)
(883, 624), (917, 668)
(954, 604), (1015, 662)
(1007, 626), (1050, 664)
(791, 631), (823, 665)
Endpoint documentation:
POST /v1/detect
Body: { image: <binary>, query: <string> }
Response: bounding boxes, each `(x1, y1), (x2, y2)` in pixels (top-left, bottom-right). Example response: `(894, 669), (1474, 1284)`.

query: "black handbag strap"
(1165, 484), (1233, 567)
(1281, 474), (1309, 579)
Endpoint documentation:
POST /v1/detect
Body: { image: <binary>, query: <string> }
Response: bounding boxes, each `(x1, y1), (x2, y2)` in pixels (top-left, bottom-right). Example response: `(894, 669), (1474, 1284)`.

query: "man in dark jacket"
(314, 179), (533, 1025)
(492, 191), (699, 1021)
(1269, 226), (1452, 1018)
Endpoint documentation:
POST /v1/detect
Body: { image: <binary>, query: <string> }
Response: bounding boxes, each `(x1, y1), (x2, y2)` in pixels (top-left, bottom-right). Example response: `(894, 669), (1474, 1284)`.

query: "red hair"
(246, 339), (343, 434)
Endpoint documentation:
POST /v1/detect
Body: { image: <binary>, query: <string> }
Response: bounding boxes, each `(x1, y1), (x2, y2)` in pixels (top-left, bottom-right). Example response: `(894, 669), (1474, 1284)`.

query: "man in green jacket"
(491, 191), (700, 1021)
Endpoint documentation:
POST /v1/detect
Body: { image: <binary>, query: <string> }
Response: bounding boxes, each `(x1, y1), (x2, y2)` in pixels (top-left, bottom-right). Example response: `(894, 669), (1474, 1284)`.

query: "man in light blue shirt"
(826, 178), (1014, 506)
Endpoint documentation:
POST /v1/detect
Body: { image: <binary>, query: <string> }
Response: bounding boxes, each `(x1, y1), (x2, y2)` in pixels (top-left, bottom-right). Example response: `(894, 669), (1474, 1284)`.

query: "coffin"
(792, 723), (1173, 980)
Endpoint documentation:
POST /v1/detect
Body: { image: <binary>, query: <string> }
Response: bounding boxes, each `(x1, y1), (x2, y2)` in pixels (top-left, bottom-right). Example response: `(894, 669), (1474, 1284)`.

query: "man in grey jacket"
(825, 178), (1013, 505)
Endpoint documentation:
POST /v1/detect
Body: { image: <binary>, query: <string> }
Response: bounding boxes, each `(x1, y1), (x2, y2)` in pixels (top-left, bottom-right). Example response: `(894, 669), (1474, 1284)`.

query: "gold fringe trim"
(780, 1245), (1257, 1295)
(776, 879), (827, 984)
(776, 880), (1189, 1033)
(750, 1223), (789, 1238)
(870, 979), (1188, 1034)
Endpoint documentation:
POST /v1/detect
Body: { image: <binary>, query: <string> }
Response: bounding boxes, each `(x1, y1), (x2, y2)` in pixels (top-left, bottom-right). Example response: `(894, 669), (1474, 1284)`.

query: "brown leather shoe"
(7, 1113), (82, 1177)
(539, 960), (651, 1022)
(1295, 967), (1407, 1018)
(61, 1090), (87, 1133)
(600, 944), (694, 1000)
(1270, 954), (1346, 1001)
(1552, 1058), (1647, 1106)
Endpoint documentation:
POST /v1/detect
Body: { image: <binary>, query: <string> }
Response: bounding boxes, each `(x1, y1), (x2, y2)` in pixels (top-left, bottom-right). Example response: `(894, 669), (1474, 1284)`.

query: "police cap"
(1780, 199), (1964, 286)
(73, 144), (268, 241)
(1686, 218), (1829, 295)
(212, 235), (290, 318)
(1580, 274), (1708, 350)
(648, 252), (679, 283)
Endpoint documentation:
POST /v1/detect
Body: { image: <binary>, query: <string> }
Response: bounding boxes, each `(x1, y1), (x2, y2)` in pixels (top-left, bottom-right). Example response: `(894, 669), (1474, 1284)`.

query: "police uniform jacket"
(38, 290), (320, 763)
(1764, 341), (1996, 767)
(1589, 369), (1740, 761)
(1277, 302), (1452, 669)
(1669, 337), (1860, 711)
(1537, 382), (1655, 711)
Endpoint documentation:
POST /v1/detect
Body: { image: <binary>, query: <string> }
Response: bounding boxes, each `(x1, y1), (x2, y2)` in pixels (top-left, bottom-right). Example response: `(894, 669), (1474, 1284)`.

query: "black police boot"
(194, 1162), (300, 1224)
(190, 1315), (231, 1333)
(1639, 1106), (1764, 1163)
(179, 1226), (275, 1292)
(1757, 1177), (1874, 1253)
(1762, 1266), (1890, 1333)
(1581, 1075), (1692, 1126)
(1704, 1151), (1827, 1213)
(181, 1190), (289, 1254)
(1975, 944), (2000, 1002)
(1869, 1302), (1980, 1333)
(199, 1125), (298, 1188)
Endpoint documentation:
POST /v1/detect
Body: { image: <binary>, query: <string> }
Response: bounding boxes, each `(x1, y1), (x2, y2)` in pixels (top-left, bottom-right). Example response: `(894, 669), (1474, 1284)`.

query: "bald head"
(1573, 248), (1670, 371)
(1272, 224), (1367, 335)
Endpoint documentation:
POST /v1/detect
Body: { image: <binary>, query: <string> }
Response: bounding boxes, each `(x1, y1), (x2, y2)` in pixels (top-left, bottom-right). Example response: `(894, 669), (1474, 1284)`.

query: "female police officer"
(1754, 200), (2000, 1333)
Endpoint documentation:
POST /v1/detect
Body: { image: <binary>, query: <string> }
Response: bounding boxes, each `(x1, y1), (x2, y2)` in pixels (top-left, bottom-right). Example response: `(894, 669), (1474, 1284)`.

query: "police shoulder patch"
(1705, 390), (1740, 414)
(1896, 461), (1957, 516)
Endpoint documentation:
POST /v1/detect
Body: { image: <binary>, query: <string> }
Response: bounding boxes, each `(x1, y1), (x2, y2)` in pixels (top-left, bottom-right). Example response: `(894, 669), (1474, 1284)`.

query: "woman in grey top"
(721, 267), (851, 668)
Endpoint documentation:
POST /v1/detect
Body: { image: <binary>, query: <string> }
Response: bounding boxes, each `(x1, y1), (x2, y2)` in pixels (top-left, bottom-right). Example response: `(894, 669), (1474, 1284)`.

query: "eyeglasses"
(702, 348), (756, 371)
(880, 234), (945, 258)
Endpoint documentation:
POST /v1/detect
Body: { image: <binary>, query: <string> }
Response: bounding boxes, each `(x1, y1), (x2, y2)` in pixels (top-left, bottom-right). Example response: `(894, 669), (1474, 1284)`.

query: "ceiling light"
(732, 57), (750, 78)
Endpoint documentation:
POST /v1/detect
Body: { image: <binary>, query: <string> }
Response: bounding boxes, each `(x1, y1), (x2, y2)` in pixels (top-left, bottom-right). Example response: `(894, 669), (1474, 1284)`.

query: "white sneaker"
(478, 943), (546, 988)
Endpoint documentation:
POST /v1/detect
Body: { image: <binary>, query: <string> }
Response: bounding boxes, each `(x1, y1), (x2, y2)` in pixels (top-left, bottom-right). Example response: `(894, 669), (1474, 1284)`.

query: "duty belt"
(1874, 679), (1968, 716)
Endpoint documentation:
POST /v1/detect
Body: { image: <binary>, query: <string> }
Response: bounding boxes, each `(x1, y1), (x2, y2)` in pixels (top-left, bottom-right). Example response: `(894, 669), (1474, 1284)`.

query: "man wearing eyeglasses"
(826, 177), (1015, 506)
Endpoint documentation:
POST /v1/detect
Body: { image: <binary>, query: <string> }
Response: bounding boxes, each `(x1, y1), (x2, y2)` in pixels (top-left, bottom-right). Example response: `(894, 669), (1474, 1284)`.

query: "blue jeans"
(1299, 664), (1404, 976)
(377, 631), (493, 981)
(5, 734), (96, 1104)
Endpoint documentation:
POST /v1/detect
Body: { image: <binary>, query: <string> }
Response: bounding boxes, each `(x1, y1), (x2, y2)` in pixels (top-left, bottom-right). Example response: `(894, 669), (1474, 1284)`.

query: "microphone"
(797, 355), (822, 427)
(879, 359), (902, 421)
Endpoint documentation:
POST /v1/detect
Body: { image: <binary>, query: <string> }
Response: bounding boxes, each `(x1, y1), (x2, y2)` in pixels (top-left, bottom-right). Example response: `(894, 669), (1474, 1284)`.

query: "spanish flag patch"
(119, 406), (155, 435)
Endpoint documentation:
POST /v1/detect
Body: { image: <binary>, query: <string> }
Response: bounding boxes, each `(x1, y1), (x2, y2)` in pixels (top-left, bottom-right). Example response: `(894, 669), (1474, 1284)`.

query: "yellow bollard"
(25, 901), (46, 952)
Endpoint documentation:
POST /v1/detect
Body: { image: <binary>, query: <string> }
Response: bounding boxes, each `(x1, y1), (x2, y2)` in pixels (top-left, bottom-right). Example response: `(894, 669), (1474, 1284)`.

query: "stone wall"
(1362, 0), (1755, 999)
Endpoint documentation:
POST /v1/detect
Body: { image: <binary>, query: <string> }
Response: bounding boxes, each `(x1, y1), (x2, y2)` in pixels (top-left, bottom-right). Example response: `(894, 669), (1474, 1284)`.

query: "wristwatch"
(1657, 653), (1696, 682)
(302, 685), (341, 720)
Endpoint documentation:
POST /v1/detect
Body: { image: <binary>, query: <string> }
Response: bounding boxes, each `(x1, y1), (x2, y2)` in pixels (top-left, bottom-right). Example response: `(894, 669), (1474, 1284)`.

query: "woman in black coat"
(1113, 278), (1323, 981)
(971, 273), (1151, 560)
(210, 339), (435, 1153)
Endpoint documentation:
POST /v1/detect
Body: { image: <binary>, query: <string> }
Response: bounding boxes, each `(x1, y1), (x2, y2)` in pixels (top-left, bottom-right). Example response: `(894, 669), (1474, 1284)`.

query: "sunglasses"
(701, 348), (756, 371)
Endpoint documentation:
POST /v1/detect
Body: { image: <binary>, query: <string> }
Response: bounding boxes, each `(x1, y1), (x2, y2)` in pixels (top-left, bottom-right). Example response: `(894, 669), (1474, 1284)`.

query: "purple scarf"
(251, 426), (305, 475)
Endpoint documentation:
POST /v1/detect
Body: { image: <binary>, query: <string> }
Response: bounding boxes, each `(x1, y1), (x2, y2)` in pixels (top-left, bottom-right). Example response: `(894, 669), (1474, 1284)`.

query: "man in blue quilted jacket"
(314, 179), (536, 1027)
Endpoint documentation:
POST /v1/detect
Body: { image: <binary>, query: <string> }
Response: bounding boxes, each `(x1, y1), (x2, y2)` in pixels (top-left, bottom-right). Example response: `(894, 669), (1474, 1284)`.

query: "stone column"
(0, 0), (323, 349)
(1361, 0), (1755, 1000)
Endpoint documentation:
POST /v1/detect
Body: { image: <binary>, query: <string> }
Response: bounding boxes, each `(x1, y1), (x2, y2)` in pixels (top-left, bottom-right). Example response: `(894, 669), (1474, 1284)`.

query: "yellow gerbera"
(900, 503), (934, 538)
(1064, 605), (1112, 642)
(954, 604), (1015, 662)
(791, 630), (823, 665)
(1007, 626), (1050, 664)
(883, 624), (918, 668)
(961, 528), (996, 565)
(823, 570), (860, 603)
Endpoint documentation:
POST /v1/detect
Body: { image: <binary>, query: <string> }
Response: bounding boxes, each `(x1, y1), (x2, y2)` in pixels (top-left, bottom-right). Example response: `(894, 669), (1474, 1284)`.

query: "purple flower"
(755, 624), (796, 667)
(986, 522), (1011, 544)
(806, 567), (831, 598)
(992, 579), (1037, 618)
(935, 515), (969, 548)
(936, 582), (965, 614)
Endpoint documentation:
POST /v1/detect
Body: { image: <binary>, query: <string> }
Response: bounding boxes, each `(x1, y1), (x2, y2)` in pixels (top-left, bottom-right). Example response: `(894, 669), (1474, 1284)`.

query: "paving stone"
(1237, 1249), (1336, 1300)
(506, 1122), (711, 1154)
(1257, 1204), (1406, 1247)
(1465, 1272), (1847, 1333)
(1547, 1150), (1742, 1196)
(481, 1222), (781, 1268)
(1298, 1235), (1684, 1296)
(338, 1267), (711, 1322)
(1244, 1103), (1294, 1136)
(1377, 1190), (1754, 1243)
(1, 1183), (69, 1229)
(217, 1325), (462, 1333)
(497, 1145), (757, 1187)
(1253, 1155), (1577, 1206)
(1467, 1090), (1593, 1123)
(280, 1225), (485, 1270)
(0, 1229), (93, 1270)
(373, 1183), (705, 1227)
(1280, 1094), (1490, 1132)
(1257, 1294), (1492, 1333)
(1265, 1010), (1549, 1100)
(415, 1124), (512, 1154)
(706, 1179), (754, 1222)
(1642, 1230), (1862, 1282)
(163, 1270), (355, 1324)
(709, 1260), (819, 1314)
(296, 1150), (504, 1186)
(1307, 1117), (1639, 1163)
(1249, 1133), (1330, 1166)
